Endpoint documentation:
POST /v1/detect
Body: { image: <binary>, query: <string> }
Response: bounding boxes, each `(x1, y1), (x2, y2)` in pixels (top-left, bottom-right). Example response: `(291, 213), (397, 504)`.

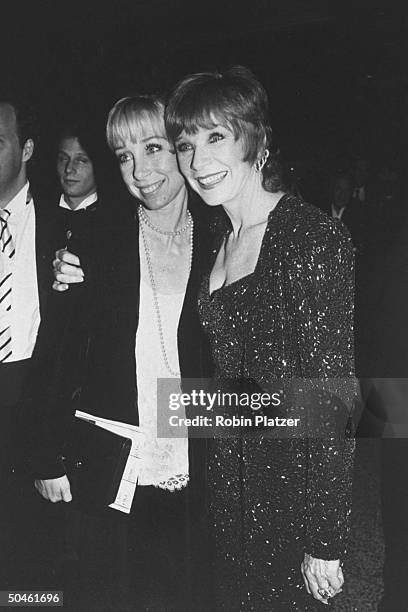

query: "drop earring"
(255, 149), (270, 172)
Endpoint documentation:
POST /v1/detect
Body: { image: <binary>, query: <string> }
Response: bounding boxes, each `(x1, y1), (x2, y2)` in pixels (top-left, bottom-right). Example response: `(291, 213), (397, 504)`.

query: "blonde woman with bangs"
(31, 94), (214, 611)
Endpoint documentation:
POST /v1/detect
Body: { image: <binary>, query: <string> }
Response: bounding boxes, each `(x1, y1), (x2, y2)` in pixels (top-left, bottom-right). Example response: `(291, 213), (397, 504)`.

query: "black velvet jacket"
(28, 191), (215, 481)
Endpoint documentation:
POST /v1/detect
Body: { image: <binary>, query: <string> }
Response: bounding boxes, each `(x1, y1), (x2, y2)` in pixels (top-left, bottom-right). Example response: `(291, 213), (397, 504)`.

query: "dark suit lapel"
(33, 197), (57, 318)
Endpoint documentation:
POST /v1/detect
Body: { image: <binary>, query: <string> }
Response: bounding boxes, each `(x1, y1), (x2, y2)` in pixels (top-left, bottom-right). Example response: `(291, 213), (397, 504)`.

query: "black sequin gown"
(199, 195), (355, 611)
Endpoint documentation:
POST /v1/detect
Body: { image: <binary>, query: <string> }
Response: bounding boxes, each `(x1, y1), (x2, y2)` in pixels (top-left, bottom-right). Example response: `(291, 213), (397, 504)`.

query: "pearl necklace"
(138, 206), (194, 377)
(138, 204), (193, 236)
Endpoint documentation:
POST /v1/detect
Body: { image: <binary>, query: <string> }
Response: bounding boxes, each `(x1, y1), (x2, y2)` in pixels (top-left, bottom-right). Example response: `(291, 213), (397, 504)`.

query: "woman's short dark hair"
(165, 66), (283, 192)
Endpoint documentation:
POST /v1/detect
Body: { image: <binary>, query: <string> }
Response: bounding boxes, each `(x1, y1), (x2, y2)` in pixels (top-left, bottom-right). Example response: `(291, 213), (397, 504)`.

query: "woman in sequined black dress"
(166, 67), (355, 611)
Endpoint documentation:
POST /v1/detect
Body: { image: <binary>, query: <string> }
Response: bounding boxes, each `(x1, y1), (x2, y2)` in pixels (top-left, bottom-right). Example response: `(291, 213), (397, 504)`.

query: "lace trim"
(155, 474), (189, 492)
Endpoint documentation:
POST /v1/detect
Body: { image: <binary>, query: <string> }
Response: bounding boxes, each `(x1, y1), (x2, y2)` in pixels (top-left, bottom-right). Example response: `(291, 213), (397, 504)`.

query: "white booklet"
(74, 409), (146, 514)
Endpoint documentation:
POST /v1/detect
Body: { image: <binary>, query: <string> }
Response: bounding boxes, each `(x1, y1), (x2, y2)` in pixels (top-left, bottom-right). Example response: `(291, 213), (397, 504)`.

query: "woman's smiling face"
(114, 114), (185, 211)
(175, 121), (254, 207)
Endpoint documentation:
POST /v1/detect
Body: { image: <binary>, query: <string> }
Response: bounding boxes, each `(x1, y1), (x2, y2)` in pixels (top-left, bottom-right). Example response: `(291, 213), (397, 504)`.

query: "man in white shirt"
(0, 96), (36, 471)
(56, 125), (98, 212)
(51, 123), (109, 267)
(0, 92), (59, 589)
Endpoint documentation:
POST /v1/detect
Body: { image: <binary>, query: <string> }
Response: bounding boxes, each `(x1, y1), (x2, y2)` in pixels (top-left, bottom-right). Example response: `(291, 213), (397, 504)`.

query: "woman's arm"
(291, 214), (356, 598)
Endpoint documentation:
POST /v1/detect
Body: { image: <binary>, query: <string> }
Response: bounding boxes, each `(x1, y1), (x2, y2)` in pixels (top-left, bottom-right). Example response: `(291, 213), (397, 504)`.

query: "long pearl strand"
(138, 205), (194, 377)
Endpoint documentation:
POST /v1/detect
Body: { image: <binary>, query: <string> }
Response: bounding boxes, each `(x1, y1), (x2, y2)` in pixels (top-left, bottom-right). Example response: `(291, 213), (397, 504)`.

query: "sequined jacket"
(204, 194), (356, 560)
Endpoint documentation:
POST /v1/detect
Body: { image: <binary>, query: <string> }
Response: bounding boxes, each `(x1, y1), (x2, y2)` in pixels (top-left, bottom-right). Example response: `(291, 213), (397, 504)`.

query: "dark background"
(2, 0), (407, 198)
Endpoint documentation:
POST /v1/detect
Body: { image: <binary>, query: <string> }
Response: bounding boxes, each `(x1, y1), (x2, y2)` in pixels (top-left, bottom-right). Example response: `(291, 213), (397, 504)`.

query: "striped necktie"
(0, 208), (15, 362)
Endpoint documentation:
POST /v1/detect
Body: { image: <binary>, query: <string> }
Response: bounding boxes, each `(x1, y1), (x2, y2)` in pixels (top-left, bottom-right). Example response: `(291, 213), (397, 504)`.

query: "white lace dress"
(135, 249), (189, 492)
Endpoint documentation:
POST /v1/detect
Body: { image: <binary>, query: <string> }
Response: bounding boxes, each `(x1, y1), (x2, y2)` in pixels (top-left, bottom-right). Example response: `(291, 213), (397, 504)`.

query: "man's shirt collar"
(59, 191), (98, 211)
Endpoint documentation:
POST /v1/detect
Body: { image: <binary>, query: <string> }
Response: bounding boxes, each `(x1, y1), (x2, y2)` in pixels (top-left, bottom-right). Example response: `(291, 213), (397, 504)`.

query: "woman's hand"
(34, 475), (72, 503)
(301, 553), (344, 605)
(52, 249), (84, 291)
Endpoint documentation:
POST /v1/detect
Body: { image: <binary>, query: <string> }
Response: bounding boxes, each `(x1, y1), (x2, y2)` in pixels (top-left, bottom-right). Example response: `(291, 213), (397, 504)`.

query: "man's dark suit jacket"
(0, 191), (59, 403)
(0, 192), (60, 483)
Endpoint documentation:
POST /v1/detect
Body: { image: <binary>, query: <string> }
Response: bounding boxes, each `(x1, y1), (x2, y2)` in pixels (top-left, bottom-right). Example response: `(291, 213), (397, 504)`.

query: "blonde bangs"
(106, 97), (166, 150)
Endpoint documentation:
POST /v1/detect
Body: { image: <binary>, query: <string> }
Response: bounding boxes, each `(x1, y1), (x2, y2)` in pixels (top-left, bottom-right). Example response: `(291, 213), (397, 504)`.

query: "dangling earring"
(255, 149), (270, 172)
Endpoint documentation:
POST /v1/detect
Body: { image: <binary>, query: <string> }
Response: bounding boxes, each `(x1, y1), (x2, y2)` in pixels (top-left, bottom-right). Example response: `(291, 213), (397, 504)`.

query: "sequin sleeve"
(290, 216), (355, 559)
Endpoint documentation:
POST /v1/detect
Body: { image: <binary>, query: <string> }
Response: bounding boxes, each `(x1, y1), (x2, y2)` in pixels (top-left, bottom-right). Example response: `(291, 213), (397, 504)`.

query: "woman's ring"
(318, 588), (333, 599)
